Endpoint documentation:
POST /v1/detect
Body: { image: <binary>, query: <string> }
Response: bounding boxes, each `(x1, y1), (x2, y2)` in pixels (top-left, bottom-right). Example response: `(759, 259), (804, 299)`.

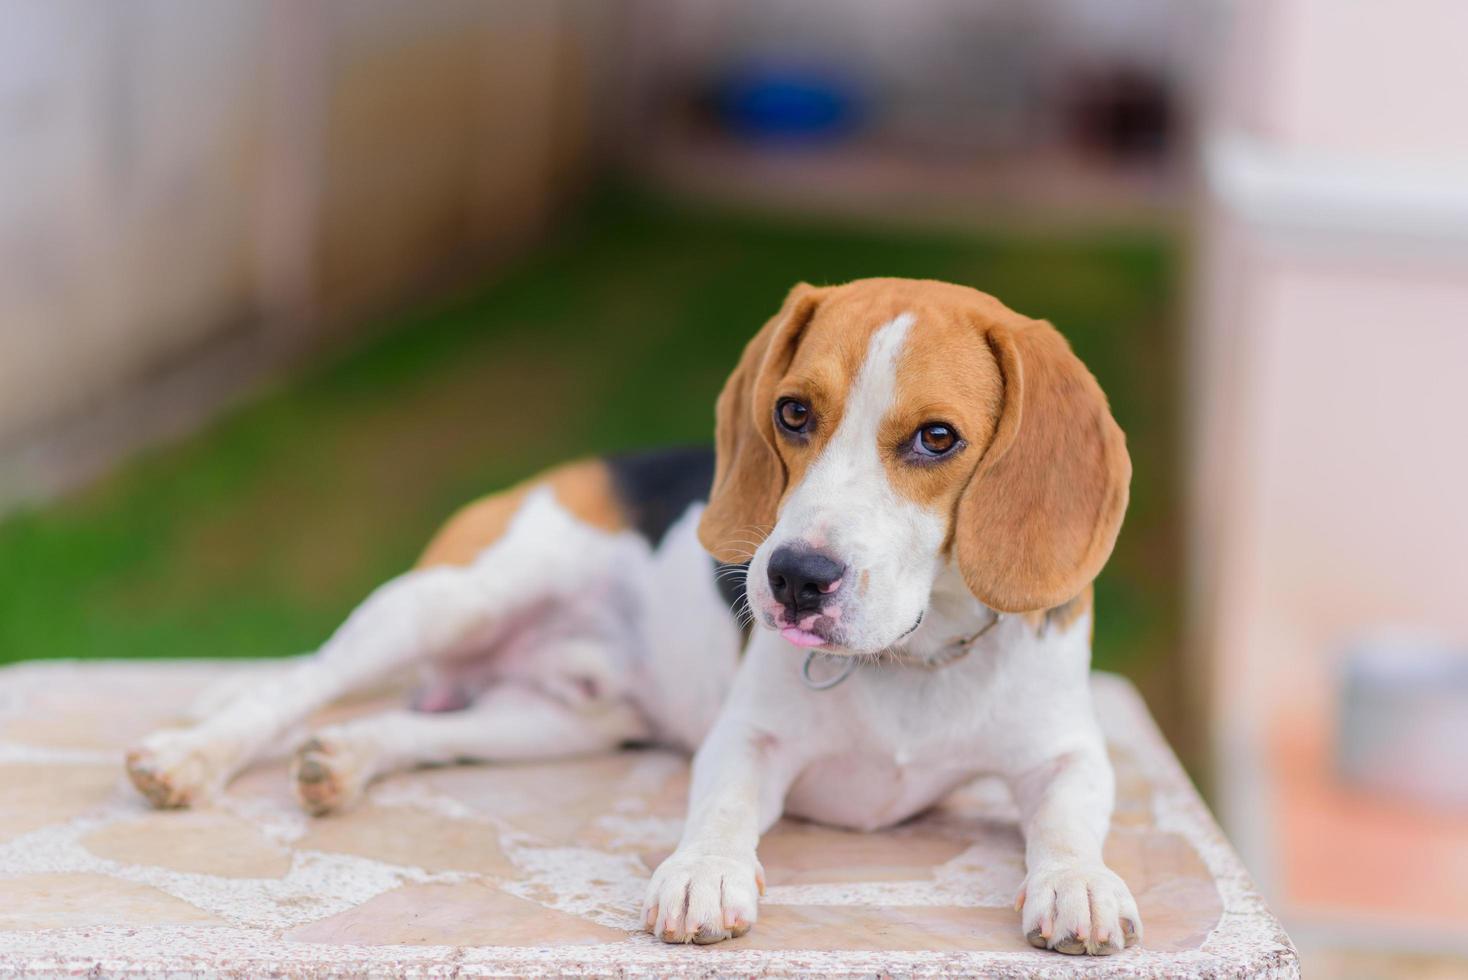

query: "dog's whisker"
(721, 532), (767, 547)
(730, 525), (772, 545)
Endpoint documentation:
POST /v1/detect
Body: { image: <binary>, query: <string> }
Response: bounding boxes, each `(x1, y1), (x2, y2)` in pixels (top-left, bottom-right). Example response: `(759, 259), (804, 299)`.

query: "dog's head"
(701, 278), (1130, 654)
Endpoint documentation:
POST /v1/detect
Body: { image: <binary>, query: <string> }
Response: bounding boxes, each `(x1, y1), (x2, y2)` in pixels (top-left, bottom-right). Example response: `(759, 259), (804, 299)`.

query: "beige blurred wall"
(1191, 0), (1468, 952)
(0, 3), (267, 456)
(0, 0), (621, 508)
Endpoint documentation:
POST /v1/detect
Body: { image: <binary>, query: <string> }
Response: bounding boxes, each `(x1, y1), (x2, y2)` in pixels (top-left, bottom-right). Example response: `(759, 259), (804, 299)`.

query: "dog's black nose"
(767, 546), (845, 615)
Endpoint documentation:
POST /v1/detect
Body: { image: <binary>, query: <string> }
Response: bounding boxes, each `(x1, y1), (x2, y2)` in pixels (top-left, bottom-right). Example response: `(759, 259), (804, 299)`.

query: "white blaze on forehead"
(785, 312), (925, 538)
(838, 312), (915, 449)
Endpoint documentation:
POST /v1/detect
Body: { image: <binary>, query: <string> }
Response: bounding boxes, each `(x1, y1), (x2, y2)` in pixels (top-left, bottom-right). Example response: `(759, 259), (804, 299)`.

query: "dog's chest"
(779, 670), (989, 829)
(784, 747), (979, 830)
(774, 619), (1093, 831)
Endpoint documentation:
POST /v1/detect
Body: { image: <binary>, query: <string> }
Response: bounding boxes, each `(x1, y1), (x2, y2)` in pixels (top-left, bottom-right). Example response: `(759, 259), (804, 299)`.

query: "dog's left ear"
(700, 283), (826, 563)
(955, 316), (1131, 613)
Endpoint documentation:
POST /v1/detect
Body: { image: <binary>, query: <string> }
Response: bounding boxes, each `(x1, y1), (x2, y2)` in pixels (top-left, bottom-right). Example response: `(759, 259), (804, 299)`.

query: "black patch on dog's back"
(605, 446), (716, 548)
(605, 446), (750, 641)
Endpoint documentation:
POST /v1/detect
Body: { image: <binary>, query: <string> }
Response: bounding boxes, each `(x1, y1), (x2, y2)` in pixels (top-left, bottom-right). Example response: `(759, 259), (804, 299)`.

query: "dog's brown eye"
(914, 423), (959, 457)
(776, 398), (812, 434)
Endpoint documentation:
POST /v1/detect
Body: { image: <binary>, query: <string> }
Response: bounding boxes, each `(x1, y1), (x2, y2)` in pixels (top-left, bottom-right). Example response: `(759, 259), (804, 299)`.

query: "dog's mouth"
(772, 610), (925, 657)
(779, 625), (829, 648)
(771, 609), (842, 650)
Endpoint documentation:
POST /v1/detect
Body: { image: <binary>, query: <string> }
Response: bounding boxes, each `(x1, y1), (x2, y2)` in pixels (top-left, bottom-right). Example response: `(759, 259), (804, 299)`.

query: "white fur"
(128, 490), (739, 808)
(128, 312), (1139, 956)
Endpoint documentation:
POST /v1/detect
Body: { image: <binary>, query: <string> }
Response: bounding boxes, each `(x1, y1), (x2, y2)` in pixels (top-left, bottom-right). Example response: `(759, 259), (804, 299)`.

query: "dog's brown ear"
(700, 283), (825, 562)
(955, 316), (1131, 612)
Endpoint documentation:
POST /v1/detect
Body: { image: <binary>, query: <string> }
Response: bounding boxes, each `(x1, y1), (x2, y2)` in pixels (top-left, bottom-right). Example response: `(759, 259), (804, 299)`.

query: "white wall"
(0, 0), (619, 508)
(0, 2), (268, 446)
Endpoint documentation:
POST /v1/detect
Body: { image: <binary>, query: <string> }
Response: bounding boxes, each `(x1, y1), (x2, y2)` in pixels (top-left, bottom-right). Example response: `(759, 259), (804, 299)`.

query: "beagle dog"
(125, 277), (1139, 955)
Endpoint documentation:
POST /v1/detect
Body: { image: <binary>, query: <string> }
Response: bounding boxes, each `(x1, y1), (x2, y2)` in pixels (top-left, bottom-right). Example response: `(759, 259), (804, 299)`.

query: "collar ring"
(801, 651), (859, 690)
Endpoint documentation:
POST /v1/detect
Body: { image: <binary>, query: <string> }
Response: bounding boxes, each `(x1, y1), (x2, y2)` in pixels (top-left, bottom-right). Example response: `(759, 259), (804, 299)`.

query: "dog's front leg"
(642, 710), (798, 944)
(1010, 745), (1143, 956)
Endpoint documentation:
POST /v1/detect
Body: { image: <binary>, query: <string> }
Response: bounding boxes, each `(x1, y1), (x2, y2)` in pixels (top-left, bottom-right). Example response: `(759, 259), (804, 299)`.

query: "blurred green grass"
(0, 190), (1179, 706)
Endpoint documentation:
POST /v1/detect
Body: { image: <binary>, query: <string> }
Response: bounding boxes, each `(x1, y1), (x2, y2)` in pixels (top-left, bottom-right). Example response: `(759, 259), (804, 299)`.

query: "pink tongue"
(780, 626), (826, 648)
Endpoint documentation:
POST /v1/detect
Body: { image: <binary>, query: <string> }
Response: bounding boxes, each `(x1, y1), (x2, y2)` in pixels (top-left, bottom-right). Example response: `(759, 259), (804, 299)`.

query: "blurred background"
(1, 1), (1465, 975)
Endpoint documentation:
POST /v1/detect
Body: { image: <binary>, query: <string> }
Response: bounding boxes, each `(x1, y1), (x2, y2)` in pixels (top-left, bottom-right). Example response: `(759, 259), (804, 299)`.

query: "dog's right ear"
(700, 282), (826, 563)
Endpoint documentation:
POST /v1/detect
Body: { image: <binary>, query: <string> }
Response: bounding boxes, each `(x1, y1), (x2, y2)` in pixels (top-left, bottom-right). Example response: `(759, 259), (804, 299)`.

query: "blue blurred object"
(715, 59), (864, 144)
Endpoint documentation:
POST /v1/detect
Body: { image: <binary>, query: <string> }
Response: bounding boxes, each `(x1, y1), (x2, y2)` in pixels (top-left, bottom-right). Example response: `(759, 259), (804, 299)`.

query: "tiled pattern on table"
(0, 661), (1298, 977)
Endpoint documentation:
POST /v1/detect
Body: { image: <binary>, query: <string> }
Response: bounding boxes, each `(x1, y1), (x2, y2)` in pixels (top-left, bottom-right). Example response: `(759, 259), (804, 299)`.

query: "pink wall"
(1193, 0), (1468, 956)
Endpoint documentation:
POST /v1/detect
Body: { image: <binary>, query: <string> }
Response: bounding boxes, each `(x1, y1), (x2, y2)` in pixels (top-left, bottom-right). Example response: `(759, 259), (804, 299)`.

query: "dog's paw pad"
(125, 748), (187, 808)
(292, 735), (368, 815)
(124, 733), (222, 809)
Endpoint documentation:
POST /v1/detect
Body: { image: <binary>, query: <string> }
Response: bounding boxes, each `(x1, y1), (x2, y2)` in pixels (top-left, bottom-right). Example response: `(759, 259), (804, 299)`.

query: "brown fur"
(1017, 585), (1094, 637)
(701, 278), (1130, 613)
(954, 304), (1130, 612)
(700, 283), (828, 561)
(702, 280), (986, 558)
(417, 459), (624, 569)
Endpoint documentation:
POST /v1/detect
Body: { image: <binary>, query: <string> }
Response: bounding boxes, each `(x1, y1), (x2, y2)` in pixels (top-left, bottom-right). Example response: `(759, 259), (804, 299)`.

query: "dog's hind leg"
(126, 487), (639, 808)
(126, 565), (501, 807)
(292, 679), (649, 814)
(181, 657), (307, 723)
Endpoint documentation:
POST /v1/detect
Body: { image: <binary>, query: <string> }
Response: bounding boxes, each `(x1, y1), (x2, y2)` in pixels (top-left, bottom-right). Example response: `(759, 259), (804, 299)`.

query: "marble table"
(0, 660), (1298, 977)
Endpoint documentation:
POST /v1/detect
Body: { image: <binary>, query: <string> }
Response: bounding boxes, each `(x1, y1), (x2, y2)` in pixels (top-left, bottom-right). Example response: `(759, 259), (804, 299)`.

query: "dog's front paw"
(642, 849), (764, 944)
(125, 730), (231, 809)
(1017, 860), (1141, 955)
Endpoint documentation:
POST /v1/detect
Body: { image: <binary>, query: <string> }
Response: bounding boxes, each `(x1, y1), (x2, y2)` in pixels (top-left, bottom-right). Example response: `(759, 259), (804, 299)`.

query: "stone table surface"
(0, 661), (1298, 978)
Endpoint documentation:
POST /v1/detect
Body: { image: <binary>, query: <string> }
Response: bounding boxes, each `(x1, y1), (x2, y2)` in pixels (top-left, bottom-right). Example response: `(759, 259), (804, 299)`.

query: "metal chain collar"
(799, 610), (1003, 691)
